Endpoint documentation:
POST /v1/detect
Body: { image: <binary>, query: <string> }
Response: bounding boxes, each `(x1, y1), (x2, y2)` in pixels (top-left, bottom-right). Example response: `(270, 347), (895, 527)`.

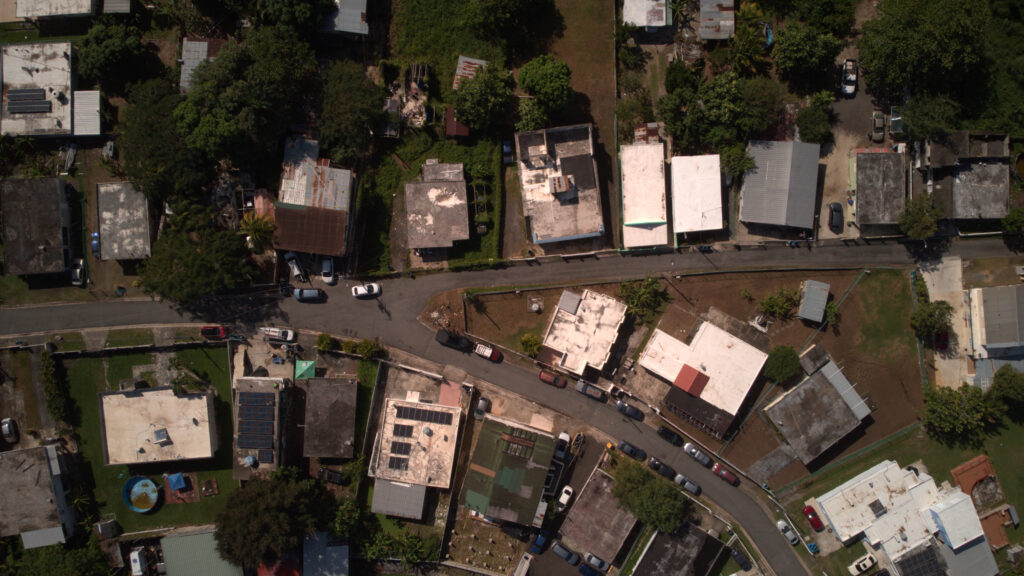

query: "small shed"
(798, 280), (830, 323)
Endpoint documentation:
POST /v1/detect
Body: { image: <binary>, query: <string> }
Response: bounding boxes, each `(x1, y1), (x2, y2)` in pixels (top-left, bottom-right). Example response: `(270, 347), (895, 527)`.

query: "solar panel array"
(237, 391), (276, 458)
(388, 456), (409, 470)
(6, 88), (52, 115)
(395, 405), (453, 426)
(393, 424), (413, 437)
(391, 441), (412, 455)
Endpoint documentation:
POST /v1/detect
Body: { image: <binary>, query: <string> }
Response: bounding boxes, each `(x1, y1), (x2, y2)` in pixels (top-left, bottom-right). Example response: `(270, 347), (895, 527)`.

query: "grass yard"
(0, 275), (98, 306)
(855, 269), (916, 364)
(9, 351), (41, 431)
(48, 332), (86, 352)
(104, 352), (153, 389)
(67, 349), (236, 533)
(105, 328), (154, 349)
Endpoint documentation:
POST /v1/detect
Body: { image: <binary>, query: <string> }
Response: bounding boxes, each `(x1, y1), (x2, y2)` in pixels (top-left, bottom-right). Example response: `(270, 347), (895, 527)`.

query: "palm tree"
(239, 212), (276, 253)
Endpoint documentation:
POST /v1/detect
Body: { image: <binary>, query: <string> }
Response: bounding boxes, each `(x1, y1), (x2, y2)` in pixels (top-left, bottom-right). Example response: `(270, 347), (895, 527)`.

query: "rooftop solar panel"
(7, 88), (45, 101)
(237, 434), (273, 449)
(8, 101), (52, 114)
(391, 441), (412, 455)
(395, 406), (453, 426)
(239, 420), (273, 435)
(257, 449), (274, 464)
(393, 424), (413, 437)
(238, 392), (276, 406)
(388, 456), (409, 470)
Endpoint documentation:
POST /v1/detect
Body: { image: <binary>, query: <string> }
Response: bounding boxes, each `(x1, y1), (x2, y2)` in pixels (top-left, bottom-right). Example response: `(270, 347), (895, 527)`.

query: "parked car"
(200, 326), (227, 340)
(583, 553), (609, 572)
(730, 548), (753, 571)
(557, 485), (574, 511)
(578, 565), (600, 576)
(712, 463), (739, 486)
(617, 440), (646, 460)
(501, 523), (532, 542)
(673, 474), (702, 495)
(259, 327), (296, 342)
(284, 252), (307, 283)
(318, 467), (345, 485)
(474, 397), (491, 420)
(657, 425), (684, 446)
(647, 457), (676, 480)
(90, 232), (100, 258)
(70, 258), (86, 287)
(539, 369), (567, 388)
(803, 505), (825, 531)
(841, 58), (858, 97)
(615, 400), (644, 421)
(554, 432), (572, 461)
(848, 553), (876, 575)
(1, 418), (18, 444)
(828, 202), (844, 233)
(870, 111), (886, 143)
(351, 283), (382, 298)
(320, 257), (336, 285)
(435, 329), (473, 352)
(528, 530), (550, 554)
(473, 342), (503, 362)
(293, 288), (327, 302)
(551, 541), (581, 566)
(575, 380), (607, 402)
(777, 520), (800, 546)
(683, 442), (712, 467)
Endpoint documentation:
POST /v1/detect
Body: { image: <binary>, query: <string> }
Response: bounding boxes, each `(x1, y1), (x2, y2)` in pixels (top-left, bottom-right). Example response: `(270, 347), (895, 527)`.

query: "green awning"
(295, 360), (315, 380)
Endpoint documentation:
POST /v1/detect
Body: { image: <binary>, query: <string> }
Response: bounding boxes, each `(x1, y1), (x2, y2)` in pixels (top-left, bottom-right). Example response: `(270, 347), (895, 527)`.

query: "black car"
(617, 440), (646, 460)
(657, 425), (684, 446)
(293, 288), (327, 303)
(730, 548), (752, 571)
(647, 457), (676, 480)
(615, 400), (644, 421)
(435, 329), (473, 352)
(828, 202), (844, 233)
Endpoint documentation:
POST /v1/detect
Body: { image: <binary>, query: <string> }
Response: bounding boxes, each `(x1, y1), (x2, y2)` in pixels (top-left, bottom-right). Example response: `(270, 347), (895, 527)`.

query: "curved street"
(1, 238), (1013, 576)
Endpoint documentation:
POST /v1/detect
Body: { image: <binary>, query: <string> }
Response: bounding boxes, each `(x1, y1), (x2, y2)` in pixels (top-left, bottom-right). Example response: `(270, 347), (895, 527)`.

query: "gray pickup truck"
(574, 380), (607, 402)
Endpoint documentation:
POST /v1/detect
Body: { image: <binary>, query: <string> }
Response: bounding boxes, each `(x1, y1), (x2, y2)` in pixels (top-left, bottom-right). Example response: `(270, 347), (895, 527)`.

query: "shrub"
(356, 339), (383, 359)
(341, 340), (357, 354)
(521, 333), (542, 357)
(316, 333), (336, 352)
(759, 288), (799, 318)
(40, 352), (71, 423)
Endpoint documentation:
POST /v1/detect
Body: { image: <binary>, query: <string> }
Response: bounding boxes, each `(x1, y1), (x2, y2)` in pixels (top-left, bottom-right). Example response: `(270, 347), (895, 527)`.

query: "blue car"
(529, 529), (550, 555)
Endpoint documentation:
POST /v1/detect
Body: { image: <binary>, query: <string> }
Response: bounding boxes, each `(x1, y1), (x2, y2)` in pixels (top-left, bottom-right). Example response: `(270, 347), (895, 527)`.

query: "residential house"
(740, 140), (820, 230)
(1, 178), (70, 276)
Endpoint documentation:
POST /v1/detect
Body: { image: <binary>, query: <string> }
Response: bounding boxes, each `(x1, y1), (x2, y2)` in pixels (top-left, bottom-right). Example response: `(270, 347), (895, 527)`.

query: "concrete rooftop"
(368, 398), (461, 489)
(855, 152), (906, 226)
(100, 388), (217, 465)
(623, 0), (670, 27)
(1, 42), (73, 136)
(952, 159), (1009, 219)
(16, 0), (92, 18)
(621, 142), (669, 248)
(560, 468), (637, 563)
(542, 289), (627, 376)
(303, 378), (358, 459)
(671, 154), (723, 234)
(0, 446), (70, 546)
(633, 523), (727, 576)
(405, 179), (470, 249)
(0, 178), (67, 275)
(97, 182), (150, 260)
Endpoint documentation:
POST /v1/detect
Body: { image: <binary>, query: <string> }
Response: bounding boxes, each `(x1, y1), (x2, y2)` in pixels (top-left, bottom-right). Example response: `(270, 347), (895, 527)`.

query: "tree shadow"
(505, 0), (566, 66)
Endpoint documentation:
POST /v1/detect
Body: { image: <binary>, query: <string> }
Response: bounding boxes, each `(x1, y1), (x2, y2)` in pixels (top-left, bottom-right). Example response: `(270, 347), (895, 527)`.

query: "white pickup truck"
(473, 342), (503, 362)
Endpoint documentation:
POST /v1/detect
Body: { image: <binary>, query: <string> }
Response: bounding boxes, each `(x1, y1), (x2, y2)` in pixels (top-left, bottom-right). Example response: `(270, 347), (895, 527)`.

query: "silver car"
(777, 520), (799, 546)
(674, 473), (702, 496)
(683, 442), (712, 467)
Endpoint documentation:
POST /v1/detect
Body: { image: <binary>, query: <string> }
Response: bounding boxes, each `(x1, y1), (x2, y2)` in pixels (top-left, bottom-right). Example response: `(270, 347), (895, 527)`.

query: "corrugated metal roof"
(557, 290), (582, 314)
(740, 140), (820, 228)
(370, 479), (426, 519)
(699, 0), (735, 40)
(273, 204), (349, 257)
(102, 0), (130, 13)
(981, 284), (1024, 347)
(161, 531), (242, 576)
(798, 279), (830, 323)
(72, 90), (100, 136)
(322, 0), (369, 35)
(820, 360), (870, 420)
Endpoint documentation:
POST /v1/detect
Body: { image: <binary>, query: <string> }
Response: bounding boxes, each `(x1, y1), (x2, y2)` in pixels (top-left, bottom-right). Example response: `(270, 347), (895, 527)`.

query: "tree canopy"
(452, 65), (513, 132)
(320, 60), (384, 165)
(119, 78), (211, 203)
(796, 91), (835, 144)
(620, 277), (668, 323)
(1002, 207), (1024, 235)
(470, 0), (562, 59)
(174, 26), (317, 168)
(140, 204), (252, 305)
(910, 300), (953, 340)
(76, 22), (149, 90)
(517, 55), (573, 117)
(901, 94), (961, 141)
(611, 458), (691, 533)
(215, 468), (332, 567)
(515, 97), (546, 131)
(922, 385), (1003, 447)
(14, 537), (109, 576)
(764, 346), (801, 383)
(992, 365), (1024, 418)
(898, 194), (943, 240)
(772, 24), (844, 93)
(254, 0), (334, 34)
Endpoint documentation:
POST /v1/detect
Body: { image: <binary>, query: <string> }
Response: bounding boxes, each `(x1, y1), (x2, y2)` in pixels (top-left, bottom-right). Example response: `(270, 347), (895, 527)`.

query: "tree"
(320, 60), (384, 165)
(793, 0), (856, 38)
(517, 55), (573, 116)
(40, 351), (71, 423)
(316, 333), (336, 352)
(239, 212), (275, 253)
(1002, 207), (1024, 235)
(665, 59), (702, 97)
(764, 346), (801, 383)
(255, 0), (334, 34)
(215, 467), (332, 567)
(730, 3), (769, 77)
(470, 0), (561, 59)
(922, 385), (1003, 447)
(824, 301), (840, 326)
(516, 97), (547, 131)
(796, 91), (835, 144)
(620, 277), (668, 322)
(175, 26), (317, 168)
(721, 142), (755, 179)
(452, 65), (513, 132)
(858, 0), (989, 98)
(120, 78), (211, 203)
(772, 24), (844, 93)
(910, 300), (953, 340)
(356, 339), (383, 359)
(903, 93), (960, 141)
(992, 365), (1024, 417)
(611, 459), (691, 533)
(898, 194), (943, 240)
(140, 204), (252, 305)
(16, 536), (109, 576)
(332, 498), (362, 540)
(76, 22), (148, 90)
(736, 77), (788, 138)
(521, 333), (542, 357)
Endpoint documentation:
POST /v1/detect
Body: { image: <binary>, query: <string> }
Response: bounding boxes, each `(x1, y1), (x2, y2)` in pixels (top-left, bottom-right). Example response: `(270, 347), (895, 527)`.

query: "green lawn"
(105, 352), (153, 389)
(48, 332), (86, 352)
(105, 329), (155, 349)
(854, 269), (915, 363)
(67, 349), (237, 533)
(0, 275), (98, 306)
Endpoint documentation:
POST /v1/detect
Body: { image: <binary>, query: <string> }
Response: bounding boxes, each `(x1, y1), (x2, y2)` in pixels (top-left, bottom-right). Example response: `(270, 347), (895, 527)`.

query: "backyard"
(66, 347), (236, 533)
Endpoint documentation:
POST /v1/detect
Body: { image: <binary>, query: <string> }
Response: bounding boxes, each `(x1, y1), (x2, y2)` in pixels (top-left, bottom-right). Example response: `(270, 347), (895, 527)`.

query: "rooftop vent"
(869, 499), (887, 518)
(153, 428), (170, 445)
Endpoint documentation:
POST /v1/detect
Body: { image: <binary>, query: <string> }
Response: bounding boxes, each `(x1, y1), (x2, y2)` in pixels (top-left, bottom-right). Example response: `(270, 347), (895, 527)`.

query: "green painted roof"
(161, 531), (242, 576)
(295, 360), (316, 380)
(460, 418), (555, 525)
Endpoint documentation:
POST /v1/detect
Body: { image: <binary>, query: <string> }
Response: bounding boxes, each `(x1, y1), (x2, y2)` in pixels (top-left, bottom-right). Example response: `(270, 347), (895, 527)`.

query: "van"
(574, 380), (607, 402)
(259, 327), (296, 342)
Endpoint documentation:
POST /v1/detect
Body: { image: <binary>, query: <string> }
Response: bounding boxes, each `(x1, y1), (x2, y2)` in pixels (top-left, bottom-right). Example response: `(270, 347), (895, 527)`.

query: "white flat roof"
(671, 155), (723, 233)
(543, 289), (627, 375)
(621, 143), (669, 248)
(368, 398), (461, 489)
(16, 0), (92, 18)
(623, 0), (669, 27)
(931, 491), (984, 551)
(100, 388), (217, 465)
(1, 42), (73, 136)
(639, 324), (767, 415)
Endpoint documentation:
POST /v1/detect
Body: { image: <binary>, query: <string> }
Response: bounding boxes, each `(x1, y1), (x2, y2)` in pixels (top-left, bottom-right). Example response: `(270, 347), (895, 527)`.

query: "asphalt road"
(1, 237), (1015, 576)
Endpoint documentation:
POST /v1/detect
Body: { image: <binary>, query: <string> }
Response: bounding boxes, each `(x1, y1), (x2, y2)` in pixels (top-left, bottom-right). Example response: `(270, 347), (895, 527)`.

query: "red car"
(712, 463), (739, 486)
(200, 326), (227, 340)
(803, 506), (825, 531)
(539, 370), (567, 388)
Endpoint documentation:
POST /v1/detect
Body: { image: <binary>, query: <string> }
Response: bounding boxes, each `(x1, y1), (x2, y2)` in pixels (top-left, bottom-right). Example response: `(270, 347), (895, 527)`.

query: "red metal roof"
(673, 364), (709, 397)
(445, 107), (469, 138)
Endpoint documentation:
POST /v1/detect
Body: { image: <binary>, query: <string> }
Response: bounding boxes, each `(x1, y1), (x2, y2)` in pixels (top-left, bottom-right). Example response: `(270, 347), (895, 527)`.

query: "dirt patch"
(419, 289), (467, 334)
(962, 257), (1024, 288)
(502, 168), (529, 258)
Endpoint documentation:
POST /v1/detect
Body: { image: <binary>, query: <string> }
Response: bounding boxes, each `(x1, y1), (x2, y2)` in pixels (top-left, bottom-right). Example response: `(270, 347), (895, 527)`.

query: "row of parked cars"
(529, 530), (610, 575)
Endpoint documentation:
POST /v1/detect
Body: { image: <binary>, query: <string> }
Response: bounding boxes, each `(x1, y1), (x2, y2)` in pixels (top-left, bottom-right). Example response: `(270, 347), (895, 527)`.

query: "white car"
(848, 553), (876, 575)
(841, 58), (858, 97)
(557, 485), (574, 511)
(777, 520), (799, 546)
(1, 418), (18, 444)
(259, 327), (296, 342)
(351, 283), (382, 298)
(70, 258), (86, 287)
